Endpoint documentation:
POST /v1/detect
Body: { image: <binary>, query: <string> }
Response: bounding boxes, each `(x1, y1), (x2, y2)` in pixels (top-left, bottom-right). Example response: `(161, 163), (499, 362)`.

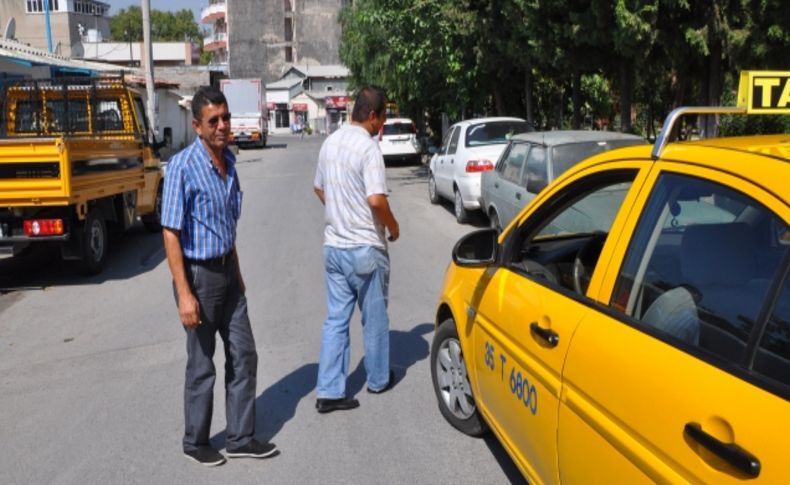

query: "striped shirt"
(314, 124), (389, 250)
(161, 137), (242, 260)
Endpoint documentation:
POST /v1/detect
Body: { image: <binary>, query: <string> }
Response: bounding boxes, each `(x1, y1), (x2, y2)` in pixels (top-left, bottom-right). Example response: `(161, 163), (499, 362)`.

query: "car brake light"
(465, 160), (494, 173)
(23, 219), (64, 236)
(411, 122), (417, 134)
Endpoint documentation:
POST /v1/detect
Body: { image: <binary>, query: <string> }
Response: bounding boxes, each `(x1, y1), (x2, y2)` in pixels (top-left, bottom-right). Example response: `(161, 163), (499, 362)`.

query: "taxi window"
(754, 274), (790, 388)
(506, 170), (636, 294)
(610, 173), (788, 368)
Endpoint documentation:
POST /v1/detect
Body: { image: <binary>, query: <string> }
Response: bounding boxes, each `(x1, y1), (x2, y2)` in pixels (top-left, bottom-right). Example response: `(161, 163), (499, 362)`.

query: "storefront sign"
(266, 102), (276, 110)
(325, 96), (349, 109)
(292, 103), (308, 112)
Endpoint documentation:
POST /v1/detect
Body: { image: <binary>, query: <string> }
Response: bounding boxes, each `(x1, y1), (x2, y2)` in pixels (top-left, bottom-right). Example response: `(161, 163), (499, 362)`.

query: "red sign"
(292, 103), (308, 112)
(325, 96), (349, 109)
(266, 102), (276, 110)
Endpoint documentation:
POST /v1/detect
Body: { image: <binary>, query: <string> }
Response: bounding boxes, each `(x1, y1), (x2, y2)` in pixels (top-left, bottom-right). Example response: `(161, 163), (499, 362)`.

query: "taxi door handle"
(530, 323), (559, 347)
(684, 422), (760, 478)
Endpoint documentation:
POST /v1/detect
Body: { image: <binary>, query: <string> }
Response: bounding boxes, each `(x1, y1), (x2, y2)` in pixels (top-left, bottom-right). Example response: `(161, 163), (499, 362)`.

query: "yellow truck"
(0, 76), (165, 274)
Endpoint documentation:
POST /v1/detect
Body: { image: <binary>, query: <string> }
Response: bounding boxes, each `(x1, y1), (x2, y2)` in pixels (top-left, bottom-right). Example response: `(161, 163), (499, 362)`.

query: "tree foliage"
(339, 0), (790, 137)
(110, 7), (201, 43)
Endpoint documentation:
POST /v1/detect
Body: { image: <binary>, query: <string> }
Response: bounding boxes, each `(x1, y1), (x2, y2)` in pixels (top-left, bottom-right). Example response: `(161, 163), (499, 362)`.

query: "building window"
(73, 1), (107, 16)
(26, 0), (60, 12)
(284, 0), (293, 12)
(285, 46), (293, 63)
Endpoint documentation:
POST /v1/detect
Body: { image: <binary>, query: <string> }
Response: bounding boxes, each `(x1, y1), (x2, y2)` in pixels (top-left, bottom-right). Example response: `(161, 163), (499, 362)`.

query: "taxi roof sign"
(737, 71), (790, 114)
(652, 71), (790, 159)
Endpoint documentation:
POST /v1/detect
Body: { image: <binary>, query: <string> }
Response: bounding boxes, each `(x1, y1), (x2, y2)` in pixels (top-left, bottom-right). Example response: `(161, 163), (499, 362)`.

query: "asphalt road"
(0, 134), (525, 484)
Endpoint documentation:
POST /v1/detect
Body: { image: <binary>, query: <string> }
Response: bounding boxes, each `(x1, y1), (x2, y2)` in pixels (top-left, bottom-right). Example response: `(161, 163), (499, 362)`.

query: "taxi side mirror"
(452, 229), (498, 267)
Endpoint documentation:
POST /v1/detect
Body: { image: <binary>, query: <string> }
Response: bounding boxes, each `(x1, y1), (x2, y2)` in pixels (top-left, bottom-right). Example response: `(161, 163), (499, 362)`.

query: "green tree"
(110, 7), (200, 43)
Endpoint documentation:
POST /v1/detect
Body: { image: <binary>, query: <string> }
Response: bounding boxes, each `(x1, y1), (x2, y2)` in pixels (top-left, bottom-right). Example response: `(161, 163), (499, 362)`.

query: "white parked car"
(378, 117), (422, 165)
(428, 117), (530, 223)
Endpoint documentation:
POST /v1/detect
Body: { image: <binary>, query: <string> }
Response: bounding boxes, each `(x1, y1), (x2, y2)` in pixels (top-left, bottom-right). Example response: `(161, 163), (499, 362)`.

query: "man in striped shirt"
(161, 86), (277, 466)
(313, 86), (400, 414)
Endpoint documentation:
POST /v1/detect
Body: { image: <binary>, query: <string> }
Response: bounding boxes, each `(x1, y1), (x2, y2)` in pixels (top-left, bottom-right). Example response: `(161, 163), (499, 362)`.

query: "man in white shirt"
(313, 86), (400, 413)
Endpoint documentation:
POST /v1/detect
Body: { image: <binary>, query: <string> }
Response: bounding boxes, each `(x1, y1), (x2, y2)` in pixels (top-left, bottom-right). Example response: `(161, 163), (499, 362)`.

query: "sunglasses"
(200, 112), (231, 127)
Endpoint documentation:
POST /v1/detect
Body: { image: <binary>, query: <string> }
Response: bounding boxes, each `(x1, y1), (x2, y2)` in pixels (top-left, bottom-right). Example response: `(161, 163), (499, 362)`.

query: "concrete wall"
(227, 0), (345, 84)
(294, 0), (343, 67)
(227, 0), (268, 81)
(310, 78), (347, 93)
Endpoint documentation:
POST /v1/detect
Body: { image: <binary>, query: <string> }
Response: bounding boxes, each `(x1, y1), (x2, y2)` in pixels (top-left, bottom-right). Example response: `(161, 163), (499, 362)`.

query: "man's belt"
(186, 251), (233, 267)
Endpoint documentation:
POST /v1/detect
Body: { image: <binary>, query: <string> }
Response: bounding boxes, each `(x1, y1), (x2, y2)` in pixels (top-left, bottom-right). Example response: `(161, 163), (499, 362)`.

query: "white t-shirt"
(314, 124), (389, 250)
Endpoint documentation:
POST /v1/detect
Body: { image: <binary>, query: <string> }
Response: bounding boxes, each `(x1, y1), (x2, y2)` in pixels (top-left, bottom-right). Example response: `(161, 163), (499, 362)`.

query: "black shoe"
(367, 370), (396, 394)
(316, 397), (360, 414)
(184, 446), (226, 467)
(226, 438), (278, 459)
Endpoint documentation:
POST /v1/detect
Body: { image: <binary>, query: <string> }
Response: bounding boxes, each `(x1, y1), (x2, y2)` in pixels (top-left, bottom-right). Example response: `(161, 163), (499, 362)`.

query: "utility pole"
(142, 0), (157, 142)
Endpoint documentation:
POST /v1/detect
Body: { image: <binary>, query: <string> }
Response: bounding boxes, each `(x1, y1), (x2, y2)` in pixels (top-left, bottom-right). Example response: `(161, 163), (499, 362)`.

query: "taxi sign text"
(737, 71), (790, 114)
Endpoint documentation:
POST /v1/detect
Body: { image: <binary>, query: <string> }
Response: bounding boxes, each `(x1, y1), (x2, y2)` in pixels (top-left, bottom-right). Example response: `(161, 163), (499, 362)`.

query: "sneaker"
(184, 447), (226, 467)
(367, 370), (397, 394)
(226, 439), (278, 459)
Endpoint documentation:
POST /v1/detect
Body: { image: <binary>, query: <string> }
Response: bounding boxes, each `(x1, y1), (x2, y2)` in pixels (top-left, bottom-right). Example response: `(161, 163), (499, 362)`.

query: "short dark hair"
(192, 85), (228, 120)
(351, 85), (387, 123)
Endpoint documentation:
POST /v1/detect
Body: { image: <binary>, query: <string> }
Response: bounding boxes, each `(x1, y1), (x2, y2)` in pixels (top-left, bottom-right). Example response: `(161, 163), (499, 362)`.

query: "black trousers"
(176, 257), (258, 452)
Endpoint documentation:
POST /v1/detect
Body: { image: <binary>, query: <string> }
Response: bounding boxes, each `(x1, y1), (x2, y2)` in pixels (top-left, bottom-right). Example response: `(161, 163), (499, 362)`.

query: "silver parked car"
(428, 117), (530, 223)
(481, 130), (647, 231)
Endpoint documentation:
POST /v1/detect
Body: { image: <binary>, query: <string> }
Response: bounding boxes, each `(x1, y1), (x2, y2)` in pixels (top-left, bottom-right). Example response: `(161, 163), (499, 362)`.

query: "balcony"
(201, 1), (226, 24)
(203, 32), (228, 51)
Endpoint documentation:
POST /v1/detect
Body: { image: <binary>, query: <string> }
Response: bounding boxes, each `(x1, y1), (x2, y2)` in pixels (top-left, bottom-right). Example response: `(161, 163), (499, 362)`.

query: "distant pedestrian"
(313, 86), (400, 413)
(161, 85), (277, 466)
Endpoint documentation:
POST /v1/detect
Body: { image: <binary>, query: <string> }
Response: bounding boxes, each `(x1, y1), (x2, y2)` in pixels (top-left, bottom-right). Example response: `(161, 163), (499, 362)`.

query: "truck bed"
(0, 137), (145, 207)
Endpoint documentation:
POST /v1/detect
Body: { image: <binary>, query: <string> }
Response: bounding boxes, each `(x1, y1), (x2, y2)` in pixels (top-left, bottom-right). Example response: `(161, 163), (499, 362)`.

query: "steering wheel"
(572, 232), (607, 295)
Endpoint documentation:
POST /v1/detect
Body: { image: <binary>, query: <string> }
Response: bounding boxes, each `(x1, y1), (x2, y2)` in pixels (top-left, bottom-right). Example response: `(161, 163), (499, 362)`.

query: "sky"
(109, 0), (203, 22)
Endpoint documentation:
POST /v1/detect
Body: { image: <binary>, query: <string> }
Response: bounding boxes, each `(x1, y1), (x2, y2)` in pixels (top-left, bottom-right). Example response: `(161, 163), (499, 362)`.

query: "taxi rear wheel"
(431, 317), (487, 436)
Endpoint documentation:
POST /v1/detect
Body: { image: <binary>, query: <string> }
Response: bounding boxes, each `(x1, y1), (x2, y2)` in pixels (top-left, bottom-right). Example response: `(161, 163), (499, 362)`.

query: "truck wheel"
(142, 184), (163, 232)
(79, 210), (108, 275)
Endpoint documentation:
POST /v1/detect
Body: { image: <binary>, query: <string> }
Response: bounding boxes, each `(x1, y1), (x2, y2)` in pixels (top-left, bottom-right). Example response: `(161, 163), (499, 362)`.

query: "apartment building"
(201, 0), (349, 82)
(0, 0), (111, 58)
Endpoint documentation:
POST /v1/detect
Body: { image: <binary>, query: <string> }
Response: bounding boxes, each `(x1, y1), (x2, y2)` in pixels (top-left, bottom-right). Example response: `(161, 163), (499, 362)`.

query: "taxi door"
(470, 163), (649, 483)
(557, 163), (790, 483)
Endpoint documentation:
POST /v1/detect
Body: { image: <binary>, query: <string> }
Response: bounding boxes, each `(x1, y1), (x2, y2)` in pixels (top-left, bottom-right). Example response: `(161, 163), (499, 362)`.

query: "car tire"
(79, 209), (108, 275)
(141, 183), (163, 233)
(489, 209), (501, 233)
(428, 174), (440, 204)
(454, 189), (469, 224)
(431, 317), (487, 436)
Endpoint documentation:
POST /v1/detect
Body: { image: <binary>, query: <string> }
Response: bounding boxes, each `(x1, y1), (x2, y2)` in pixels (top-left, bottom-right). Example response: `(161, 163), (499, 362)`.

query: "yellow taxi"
(430, 71), (790, 483)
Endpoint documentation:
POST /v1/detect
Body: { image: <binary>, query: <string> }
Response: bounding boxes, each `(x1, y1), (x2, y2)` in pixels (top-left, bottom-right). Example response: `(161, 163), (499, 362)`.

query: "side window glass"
(754, 272), (790, 387)
(502, 143), (528, 184)
(508, 171), (636, 295)
(447, 126), (461, 155)
(133, 96), (148, 134)
(524, 145), (548, 193)
(439, 127), (453, 155)
(610, 173), (788, 366)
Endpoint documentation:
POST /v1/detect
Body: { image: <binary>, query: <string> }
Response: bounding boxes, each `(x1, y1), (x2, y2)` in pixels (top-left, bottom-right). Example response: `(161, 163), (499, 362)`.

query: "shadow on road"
(483, 434), (528, 484)
(346, 322), (433, 396)
(211, 362), (319, 449)
(0, 224), (165, 294)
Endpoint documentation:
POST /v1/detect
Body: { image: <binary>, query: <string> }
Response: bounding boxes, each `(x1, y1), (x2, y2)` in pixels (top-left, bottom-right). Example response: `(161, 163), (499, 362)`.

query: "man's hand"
(387, 220), (400, 242)
(178, 290), (201, 330)
(368, 194), (399, 243)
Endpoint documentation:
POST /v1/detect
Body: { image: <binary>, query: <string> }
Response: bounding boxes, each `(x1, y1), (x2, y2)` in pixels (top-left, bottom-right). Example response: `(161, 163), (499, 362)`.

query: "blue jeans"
(317, 246), (391, 399)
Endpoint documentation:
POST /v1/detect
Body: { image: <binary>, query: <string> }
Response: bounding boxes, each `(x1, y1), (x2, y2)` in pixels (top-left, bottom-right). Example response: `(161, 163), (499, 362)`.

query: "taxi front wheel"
(431, 317), (487, 436)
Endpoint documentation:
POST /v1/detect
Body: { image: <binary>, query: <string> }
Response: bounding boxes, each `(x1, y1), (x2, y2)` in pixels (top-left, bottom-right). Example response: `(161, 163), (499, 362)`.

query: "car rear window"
(551, 139), (644, 179)
(465, 121), (530, 147)
(383, 122), (415, 135)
